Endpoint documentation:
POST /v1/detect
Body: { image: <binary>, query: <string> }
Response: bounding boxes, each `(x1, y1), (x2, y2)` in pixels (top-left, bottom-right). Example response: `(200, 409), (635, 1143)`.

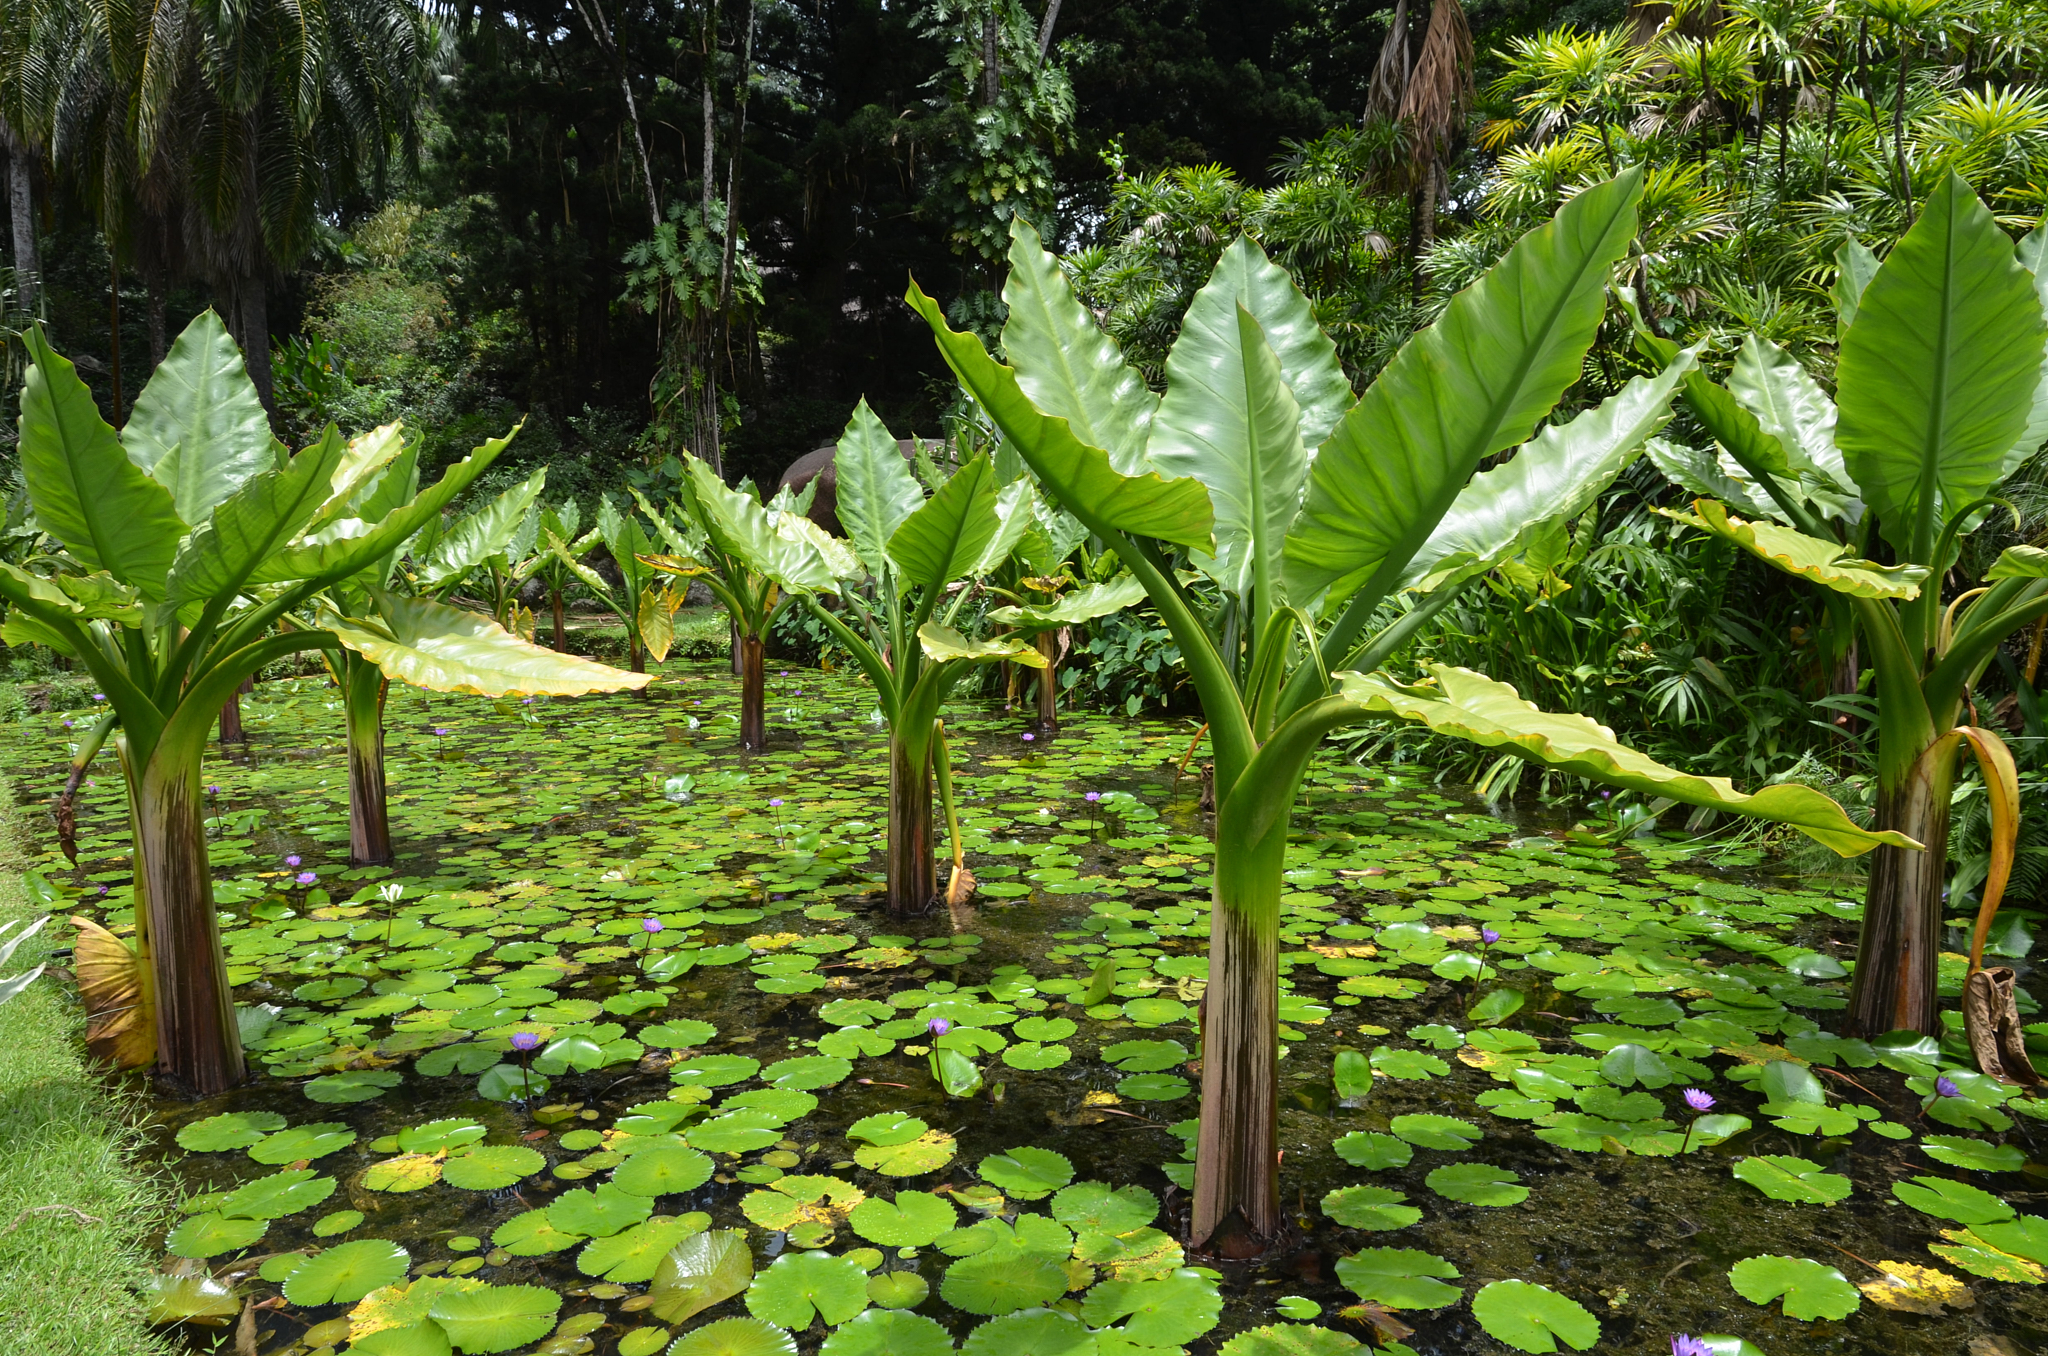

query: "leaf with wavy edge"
(167, 428), (352, 605)
(122, 309), (275, 527)
(906, 282), (1215, 551)
(916, 623), (1046, 668)
(1660, 499), (1926, 599)
(1401, 346), (1699, 590)
(670, 456), (843, 595)
(835, 400), (926, 575)
(963, 479), (1038, 581)
(1730, 335), (1851, 492)
(417, 467), (549, 589)
(1001, 218), (1158, 470)
(1333, 664), (1917, 857)
(304, 423), (407, 537)
(1988, 545), (2048, 579)
(321, 593), (650, 696)
(1643, 438), (1781, 520)
(888, 453), (1002, 593)
(1283, 169), (1643, 604)
(988, 576), (1147, 631)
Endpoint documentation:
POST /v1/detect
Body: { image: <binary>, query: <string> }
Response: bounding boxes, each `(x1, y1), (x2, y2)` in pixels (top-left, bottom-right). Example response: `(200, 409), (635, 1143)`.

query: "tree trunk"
(1844, 742), (1954, 1037)
(731, 618), (745, 676)
(108, 255), (124, 424)
(551, 587), (567, 652)
(1035, 631), (1059, 729)
(886, 733), (936, 915)
(1408, 162), (1437, 303)
(218, 676), (251, 744)
(739, 633), (767, 750)
(147, 264), (168, 367)
(1191, 819), (1284, 1256)
(7, 147), (38, 312)
(124, 737), (244, 1094)
(344, 659), (393, 867)
(241, 275), (276, 412)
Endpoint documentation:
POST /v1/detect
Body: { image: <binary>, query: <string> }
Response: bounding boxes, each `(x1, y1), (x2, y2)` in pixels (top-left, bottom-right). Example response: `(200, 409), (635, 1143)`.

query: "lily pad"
(672, 1054), (763, 1088)
(492, 1207), (586, 1256)
(1727, 1254), (1861, 1320)
(819, 1308), (953, 1355)
(762, 1055), (854, 1090)
(669, 1317), (799, 1356)
(1078, 1268), (1222, 1345)
(1321, 1186), (1422, 1230)
(691, 1109), (791, 1153)
(1115, 1073), (1190, 1101)
(866, 1272), (931, 1310)
(427, 1282), (563, 1353)
(747, 1249), (871, 1327)
(848, 1113), (929, 1147)
(1426, 1163), (1528, 1207)
(850, 1191), (959, 1247)
(958, 1308), (1095, 1356)
(302, 1069), (402, 1103)
(578, 1216), (705, 1283)
(282, 1238), (411, 1305)
(641, 1018), (720, 1047)
(1921, 1136), (2027, 1174)
(1333, 1247), (1462, 1310)
(941, 1250), (1070, 1315)
(177, 1111), (287, 1152)
(1388, 1114), (1482, 1151)
(312, 1209), (363, 1237)
(548, 1184), (655, 1237)
(1101, 1040), (1188, 1072)
(977, 1148), (1075, 1198)
(1051, 1183), (1159, 1235)
(398, 1118), (488, 1154)
(165, 1212), (268, 1259)
(219, 1168), (336, 1219)
(612, 1142), (715, 1196)
(441, 1145), (545, 1190)
(1732, 1156), (1853, 1205)
(1002, 1042), (1073, 1070)
(650, 1229), (756, 1324)
(249, 1123), (357, 1165)
(855, 1130), (958, 1177)
(1470, 1279), (1601, 1353)
(1891, 1176), (2017, 1225)
(1217, 1323), (1364, 1355)
(1332, 1132), (1411, 1171)
(364, 1153), (445, 1193)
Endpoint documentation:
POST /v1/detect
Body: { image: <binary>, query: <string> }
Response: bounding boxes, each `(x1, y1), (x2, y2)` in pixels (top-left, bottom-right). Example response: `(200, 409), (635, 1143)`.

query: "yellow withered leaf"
(71, 915), (154, 1069)
(1858, 1261), (1974, 1315)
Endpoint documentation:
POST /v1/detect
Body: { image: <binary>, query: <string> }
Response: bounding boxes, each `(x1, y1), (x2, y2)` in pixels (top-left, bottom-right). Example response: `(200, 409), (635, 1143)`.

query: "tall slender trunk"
(1892, 39), (1913, 228)
(241, 275), (275, 413)
(7, 146), (38, 312)
(1035, 630), (1059, 729)
(1191, 818), (1284, 1255)
(147, 264), (168, 367)
(982, 7), (1001, 106)
(886, 734), (936, 914)
(552, 587), (567, 652)
(123, 736), (244, 1094)
(1845, 741), (1953, 1036)
(108, 255), (124, 423)
(344, 659), (393, 866)
(739, 632), (766, 749)
(1408, 163), (1437, 303)
(218, 676), (252, 744)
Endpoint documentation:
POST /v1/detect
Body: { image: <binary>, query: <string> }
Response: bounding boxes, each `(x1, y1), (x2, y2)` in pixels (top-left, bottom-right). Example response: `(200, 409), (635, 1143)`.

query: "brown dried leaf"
(71, 915), (153, 1069)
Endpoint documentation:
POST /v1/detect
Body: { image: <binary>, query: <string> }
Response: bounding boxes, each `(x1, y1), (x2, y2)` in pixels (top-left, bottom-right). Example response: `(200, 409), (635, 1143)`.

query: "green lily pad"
(978, 1148), (1075, 1198)
(848, 1113), (929, 1147)
(1122, 997), (1190, 1026)
(282, 1238), (411, 1305)
(668, 1317), (798, 1356)
(1078, 1267), (1221, 1345)
(691, 1109), (790, 1153)
(1892, 1176), (2016, 1224)
(427, 1282), (563, 1353)
(612, 1142), (715, 1196)
(165, 1212), (268, 1259)
(1217, 1323), (1364, 1355)
(1388, 1114), (1482, 1151)
(1369, 1047), (1448, 1080)
(398, 1118), (488, 1154)
(1726, 1254), (1860, 1320)
(302, 1069), (403, 1103)
(958, 1308), (1094, 1356)
(1732, 1156), (1852, 1205)
(312, 1209), (363, 1237)
(747, 1249), (871, 1327)
(441, 1145), (545, 1190)
(855, 1131), (958, 1177)
(1115, 1073), (1190, 1101)
(649, 1229), (756, 1324)
(1333, 1247), (1462, 1310)
(548, 1184), (655, 1237)
(248, 1123), (357, 1165)
(641, 1018), (720, 1047)
(866, 1272), (931, 1310)
(941, 1249), (1069, 1315)
(219, 1168), (336, 1219)
(1332, 1132), (1411, 1171)
(762, 1055), (854, 1090)
(1321, 1186), (1422, 1230)
(1969, 1215), (2048, 1265)
(577, 1216), (705, 1283)
(1002, 1042), (1073, 1070)
(818, 1308), (951, 1355)
(672, 1054), (763, 1088)
(1051, 1182), (1159, 1235)
(1921, 1136), (2027, 1174)
(850, 1191), (959, 1246)
(1427, 1163), (1528, 1207)
(1470, 1279), (1601, 1353)
(177, 1111), (288, 1152)
(364, 1153), (445, 1193)
(492, 1207), (587, 1256)
(1012, 1016), (1077, 1042)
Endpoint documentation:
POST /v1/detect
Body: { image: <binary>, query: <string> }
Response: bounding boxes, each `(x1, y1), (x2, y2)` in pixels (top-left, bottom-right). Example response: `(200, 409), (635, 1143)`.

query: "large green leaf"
(1001, 218), (1157, 470)
(167, 427), (352, 606)
(1401, 346), (1698, 589)
(121, 310), (275, 526)
(304, 423), (409, 537)
(247, 433), (511, 586)
(1730, 335), (1846, 487)
(887, 453), (1001, 593)
(1836, 172), (2046, 554)
(1150, 300), (1307, 606)
(916, 623), (1046, 668)
(19, 326), (185, 597)
(675, 456), (842, 594)
(322, 593), (652, 696)
(1642, 438), (1781, 521)
(1334, 663), (1916, 856)
(0, 563), (143, 625)
(1662, 499), (1927, 599)
(963, 479), (1038, 580)
(418, 467), (548, 590)
(988, 575), (1147, 631)
(2011, 223), (2048, 464)
(649, 1229), (755, 1325)
(1283, 169), (1643, 604)
(907, 282), (1215, 551)
(834, 400), (926, 575)
(1832, 238), (1881, 341)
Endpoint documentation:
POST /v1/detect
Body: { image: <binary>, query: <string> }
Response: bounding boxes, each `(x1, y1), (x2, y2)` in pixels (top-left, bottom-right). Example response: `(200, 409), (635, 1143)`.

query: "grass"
(0, 788), (180, 1356)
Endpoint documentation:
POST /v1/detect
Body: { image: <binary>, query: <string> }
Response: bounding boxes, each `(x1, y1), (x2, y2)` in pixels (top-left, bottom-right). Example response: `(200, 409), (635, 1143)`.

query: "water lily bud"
(1935, 1075), (1961, 1098)
(1480, 927), (1501, 945)
(928, 1017), (952, 1036)
(510, 1032), (540, 1052)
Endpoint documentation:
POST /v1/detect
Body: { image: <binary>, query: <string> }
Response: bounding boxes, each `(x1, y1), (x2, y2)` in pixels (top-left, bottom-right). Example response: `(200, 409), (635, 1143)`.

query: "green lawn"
(0, 793), (179, 1356)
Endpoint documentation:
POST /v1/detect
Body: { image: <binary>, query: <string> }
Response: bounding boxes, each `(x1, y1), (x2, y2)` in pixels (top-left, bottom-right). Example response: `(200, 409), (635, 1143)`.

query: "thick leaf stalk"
(343, 654), (394, 866)
(1846, 738), (1956, 1037)
(886, 730), (937, 915)
(739, 634), (767, 750)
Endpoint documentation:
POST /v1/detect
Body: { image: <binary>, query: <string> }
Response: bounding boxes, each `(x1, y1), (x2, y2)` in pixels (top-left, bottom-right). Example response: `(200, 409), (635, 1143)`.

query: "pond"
(7, 659), (2048, 1356)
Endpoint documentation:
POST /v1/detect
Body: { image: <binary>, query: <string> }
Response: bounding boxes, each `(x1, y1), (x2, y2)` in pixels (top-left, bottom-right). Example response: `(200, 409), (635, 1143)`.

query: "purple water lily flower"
(1671, 1337), (1710, 1356)
(510, 1032), (540, 1052)
(1480, 927), (1501, 945)
(769, 799), (784, 808)
(642, 917), (663, 933)
(1935, 1075), (1961, 1098)
(62, 720), (73, 728)
(1021, 732), (1035, 742)
(1683, 1088), (1716, 1113)
(207, 784), (220, 795)
(286, 855), (301, 867)
(1085, 791), (1101, 802)
(432, 727), (449, 736)
(928, 1017), (951, 1037)
(295, 871), (317, 886)
(92, 693), (104, 701)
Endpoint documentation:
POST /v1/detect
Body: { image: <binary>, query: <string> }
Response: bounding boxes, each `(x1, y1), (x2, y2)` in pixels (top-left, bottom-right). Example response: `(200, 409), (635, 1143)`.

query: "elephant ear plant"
(1651, 173), (2048, 1069)
(635, 455), (856, 749)
(0, 315), (635, 1093)
(715, 400), (1045, 913)
(909, 175), (1910, 1257)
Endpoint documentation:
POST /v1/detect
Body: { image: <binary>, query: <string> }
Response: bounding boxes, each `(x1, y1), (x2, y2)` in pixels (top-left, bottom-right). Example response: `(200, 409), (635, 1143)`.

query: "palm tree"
(1365, 0), (1475, 291)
